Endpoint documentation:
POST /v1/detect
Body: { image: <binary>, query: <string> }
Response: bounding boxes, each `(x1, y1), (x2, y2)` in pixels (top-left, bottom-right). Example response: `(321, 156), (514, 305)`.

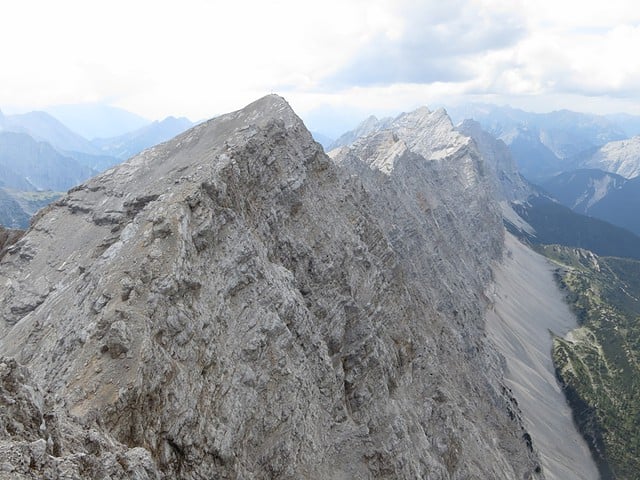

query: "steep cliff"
(0, 95), (542, 478)
(457, 119), (531, 202)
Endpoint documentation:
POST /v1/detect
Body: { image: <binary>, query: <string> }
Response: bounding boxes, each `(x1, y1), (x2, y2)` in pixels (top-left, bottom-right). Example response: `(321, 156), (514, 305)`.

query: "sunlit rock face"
(0, 96), (542, 479)
(582, 135), (640, 179)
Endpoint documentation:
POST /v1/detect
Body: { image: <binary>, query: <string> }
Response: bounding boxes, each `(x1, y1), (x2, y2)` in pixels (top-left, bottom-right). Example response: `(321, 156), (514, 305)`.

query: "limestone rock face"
(0, 96), (541, 478)
(457, 119), (532, 202)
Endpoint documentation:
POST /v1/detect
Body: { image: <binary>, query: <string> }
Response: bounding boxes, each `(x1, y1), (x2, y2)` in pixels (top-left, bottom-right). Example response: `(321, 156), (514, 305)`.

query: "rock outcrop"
(0, 96), (542, 478)
(0, 225), (23, 260)
(0, 357), (159, 479)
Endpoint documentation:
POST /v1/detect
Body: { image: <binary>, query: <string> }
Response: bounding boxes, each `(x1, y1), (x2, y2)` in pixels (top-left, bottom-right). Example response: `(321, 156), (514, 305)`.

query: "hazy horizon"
(3, 0), (639, 137)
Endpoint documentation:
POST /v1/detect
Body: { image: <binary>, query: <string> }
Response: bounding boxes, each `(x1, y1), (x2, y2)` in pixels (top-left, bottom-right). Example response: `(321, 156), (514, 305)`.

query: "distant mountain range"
(447, 104), (627, 157)
(589, 176), (640, 236)
(541, 169), (626, 214)
(0, 106), (194, 162)
(446, 104), (632, 182)
(0, 109), (100, 155)
(0, 131), (95, 191)
(569, 136), (640, 179)
(509, 194), (640, 260)
(0, 104), (194, 228)
(0, 189), (62, 229)
(309, 131), (334, 150)
(44, 104), (150, 140)
(542, 169), (640, 237)
(538, 132), (640, 236)
(92, 116), (193, 160)
(605, 113), (640, 138)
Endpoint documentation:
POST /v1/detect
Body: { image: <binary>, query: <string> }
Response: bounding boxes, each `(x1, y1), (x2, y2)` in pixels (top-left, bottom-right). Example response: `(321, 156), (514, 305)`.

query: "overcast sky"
(2, 0), (639, 136)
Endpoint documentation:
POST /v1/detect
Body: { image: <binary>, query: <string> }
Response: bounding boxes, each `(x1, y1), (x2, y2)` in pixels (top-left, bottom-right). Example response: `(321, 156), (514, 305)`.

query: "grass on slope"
(536, 244), (640, 479)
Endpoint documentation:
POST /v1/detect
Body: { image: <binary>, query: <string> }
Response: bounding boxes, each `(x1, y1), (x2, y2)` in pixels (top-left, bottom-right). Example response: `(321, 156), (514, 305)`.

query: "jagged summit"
(204, 94), (304, 133)
(27, 94), (310, 231)
(0, 96), (544, 478)
(330, 105), (470, 163)
(389, 106), (470, 160)
(243, 93), (298, 118)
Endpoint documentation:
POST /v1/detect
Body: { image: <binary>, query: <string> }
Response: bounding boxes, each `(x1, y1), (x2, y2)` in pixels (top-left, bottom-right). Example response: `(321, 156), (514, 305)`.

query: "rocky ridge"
(0, 96), (542, 478)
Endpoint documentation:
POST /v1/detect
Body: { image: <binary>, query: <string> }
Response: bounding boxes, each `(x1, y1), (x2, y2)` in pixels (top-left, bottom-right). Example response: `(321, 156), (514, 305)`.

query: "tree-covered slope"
(537, 245), (640, 479)
(511, 195), (640, 260)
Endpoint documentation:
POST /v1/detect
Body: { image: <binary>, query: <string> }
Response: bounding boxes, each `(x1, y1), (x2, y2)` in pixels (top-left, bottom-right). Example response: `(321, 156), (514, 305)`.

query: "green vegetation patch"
(537, 244), (640, 479)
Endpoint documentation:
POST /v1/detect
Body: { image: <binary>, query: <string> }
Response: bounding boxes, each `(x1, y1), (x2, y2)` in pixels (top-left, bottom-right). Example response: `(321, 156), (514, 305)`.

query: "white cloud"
(1, 0), (640, 127)
(468, 22), (640, 100)
(1, 0), (403, 118)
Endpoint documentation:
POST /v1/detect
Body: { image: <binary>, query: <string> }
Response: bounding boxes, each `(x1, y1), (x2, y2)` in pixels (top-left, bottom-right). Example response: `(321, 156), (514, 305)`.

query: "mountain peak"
(329, 114), (393, 150)
(390, 105), (469, 160)
(406, 105), (432, 117)
(339, 130), (408, 174)
(200, 94), (304, 136)
(457, 119), (531, 202)
(251, 93), (289, 107)
(330, 105), (466, 159)
(243, 94), (296, 120)
(2, 110), (100, 155)
(458, 118), (481, 130)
